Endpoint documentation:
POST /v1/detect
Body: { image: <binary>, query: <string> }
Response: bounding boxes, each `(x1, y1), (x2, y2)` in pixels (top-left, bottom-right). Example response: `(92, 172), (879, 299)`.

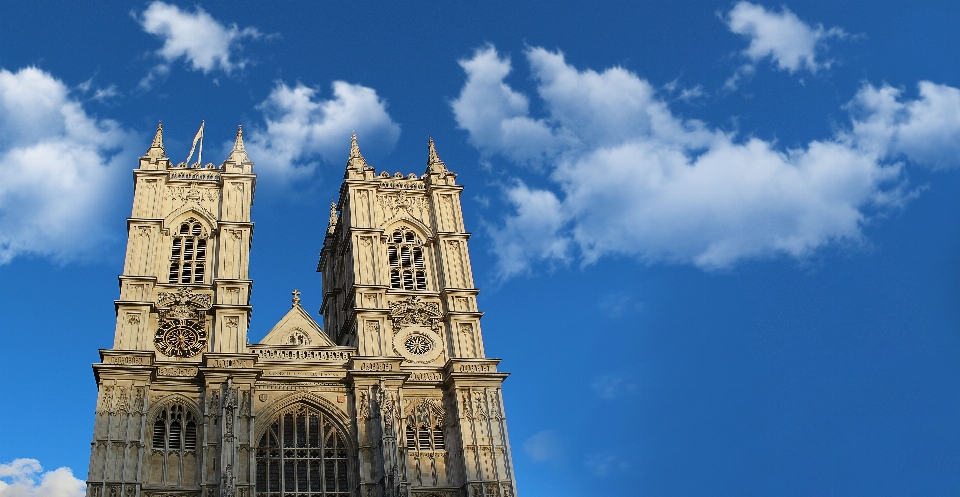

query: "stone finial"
(292, 289), (301, 307)
(345, 132), (370, 172)
(223, 124), (252, 168)
(144, 121), (166, 160)
(327, 201), (339, 235)
(426, 136), (448, 174)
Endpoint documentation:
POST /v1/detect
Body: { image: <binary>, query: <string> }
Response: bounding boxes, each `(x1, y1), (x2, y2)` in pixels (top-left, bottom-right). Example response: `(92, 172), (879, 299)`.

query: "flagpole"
(198, 120), (204, 166)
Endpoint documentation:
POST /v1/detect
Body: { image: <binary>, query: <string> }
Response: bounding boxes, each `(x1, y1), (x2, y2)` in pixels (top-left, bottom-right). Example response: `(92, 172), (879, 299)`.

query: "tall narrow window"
(405, 426), (417, 449)
(184, 420), (197, 450)
(418, 426), (431, 450)
(169, 218), (209, 284)
(152, 414), (166, 449)
(433, 425), (445, 450)
(387, 227), (427, 291)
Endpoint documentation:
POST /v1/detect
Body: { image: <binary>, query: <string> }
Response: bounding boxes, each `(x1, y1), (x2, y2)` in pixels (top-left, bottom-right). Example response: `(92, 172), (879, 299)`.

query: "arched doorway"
(255, 404), (351, 497)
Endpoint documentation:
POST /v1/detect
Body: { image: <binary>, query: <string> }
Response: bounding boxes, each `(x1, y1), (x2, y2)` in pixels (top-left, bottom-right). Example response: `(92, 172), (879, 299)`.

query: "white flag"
(186, 120), (204, 166)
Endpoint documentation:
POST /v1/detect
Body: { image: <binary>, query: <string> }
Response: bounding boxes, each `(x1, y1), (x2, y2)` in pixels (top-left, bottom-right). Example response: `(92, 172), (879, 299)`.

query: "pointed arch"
(253, 391), (351, 443)
(163, 205), (218, 234)
(253, 392), (355, 497)
(380, 214), (432, 240)
(147, 392), (202, 420)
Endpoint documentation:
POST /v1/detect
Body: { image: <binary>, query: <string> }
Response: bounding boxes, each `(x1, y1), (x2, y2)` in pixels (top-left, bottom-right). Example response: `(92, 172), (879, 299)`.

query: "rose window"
(404, 334), (433, 355)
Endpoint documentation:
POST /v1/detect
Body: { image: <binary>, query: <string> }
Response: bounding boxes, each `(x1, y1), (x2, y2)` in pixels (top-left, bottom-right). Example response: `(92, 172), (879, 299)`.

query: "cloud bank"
(451, 45), (960, 278)
(0, 459), (85, 497)
(246, 80), (401, 180)
(138, 1), (261, 83)
(0, 67), (134, 265)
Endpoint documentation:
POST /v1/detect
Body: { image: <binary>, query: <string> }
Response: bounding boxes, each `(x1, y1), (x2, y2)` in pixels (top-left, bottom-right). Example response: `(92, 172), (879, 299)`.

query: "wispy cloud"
(0, 459), (85, 497)
(137, 1), (262, 87)
(598, 292), (644, 318)
(591, 373), (638, 400)
(585, 451), (630, 477)
(0, 66), (135, 265)
(452, 45), (958, 278)
(244, 80), (401, 181)
(523, 430), (563, 463)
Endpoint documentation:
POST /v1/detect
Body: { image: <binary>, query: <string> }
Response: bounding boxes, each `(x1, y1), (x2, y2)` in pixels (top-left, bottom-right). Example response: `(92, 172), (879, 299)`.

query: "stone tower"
(87, 126), (518, 497)
(88, 122), (258, 497)
(319, 135), (517, 497)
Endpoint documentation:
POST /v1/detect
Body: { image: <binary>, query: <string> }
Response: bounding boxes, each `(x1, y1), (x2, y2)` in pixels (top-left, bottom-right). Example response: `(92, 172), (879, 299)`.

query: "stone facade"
(86, 124), (518, 497)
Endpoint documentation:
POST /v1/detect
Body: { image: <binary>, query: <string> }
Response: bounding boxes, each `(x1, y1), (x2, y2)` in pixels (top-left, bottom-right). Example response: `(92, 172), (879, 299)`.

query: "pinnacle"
(151, 121), (164, 148)
(350, 132), (361, 158)
(224, 124), (252, 167)
(145, 120), (166, 159)
(233, 124), (246, 152)
(346, 132), (369, 171)
(426, 135), (447, 174)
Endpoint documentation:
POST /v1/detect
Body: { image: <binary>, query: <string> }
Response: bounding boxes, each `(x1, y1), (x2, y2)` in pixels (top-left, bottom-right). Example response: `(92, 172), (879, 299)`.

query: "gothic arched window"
(256, 405), (350, 497)
(169, 218), (208, 284)
(151, 404), (198, 452)
(387, 227), (427, 291)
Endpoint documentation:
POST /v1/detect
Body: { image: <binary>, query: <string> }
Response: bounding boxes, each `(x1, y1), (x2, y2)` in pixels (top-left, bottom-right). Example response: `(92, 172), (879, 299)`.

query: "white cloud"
(725, 2), (846, 75)
(245, 80), (401, 180)
(138, 2), (261, 77)
(0, 67), (134, 265)
(451, 45), (568, 166)
(0, 459), (85, 497)
(523, 430), (562, 463)
(847, 81), (960, 169)
(487, 181), (570, 277)
(452, 46), (960, 278)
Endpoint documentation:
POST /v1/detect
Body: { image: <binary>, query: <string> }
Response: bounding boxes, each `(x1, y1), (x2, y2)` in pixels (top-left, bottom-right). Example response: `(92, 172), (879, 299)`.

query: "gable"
(258, 304), (334, 347)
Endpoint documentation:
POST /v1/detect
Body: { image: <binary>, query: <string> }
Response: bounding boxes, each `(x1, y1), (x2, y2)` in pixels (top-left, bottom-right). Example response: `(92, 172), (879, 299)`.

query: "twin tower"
(87, 124), (517, 497)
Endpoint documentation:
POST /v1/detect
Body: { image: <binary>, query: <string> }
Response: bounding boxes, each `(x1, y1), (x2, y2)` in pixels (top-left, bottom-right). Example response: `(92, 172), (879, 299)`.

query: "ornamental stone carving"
(388, 296), (442, 332)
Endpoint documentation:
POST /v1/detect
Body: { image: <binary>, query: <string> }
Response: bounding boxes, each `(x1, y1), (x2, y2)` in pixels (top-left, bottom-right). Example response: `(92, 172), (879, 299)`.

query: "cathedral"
(86, 124), (518, 497)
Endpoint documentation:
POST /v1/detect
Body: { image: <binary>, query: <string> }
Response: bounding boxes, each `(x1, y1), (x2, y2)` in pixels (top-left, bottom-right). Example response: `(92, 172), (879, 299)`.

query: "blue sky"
(1, 1), (960, 495)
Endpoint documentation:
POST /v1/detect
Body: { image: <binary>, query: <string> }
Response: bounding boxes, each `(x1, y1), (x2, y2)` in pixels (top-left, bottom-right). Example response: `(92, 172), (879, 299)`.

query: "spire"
(151, 121), (164, 149)
(327, 201), (339, 235)
(223, 124), (252, 169)
(426, 136), (448, 174)
(144, 121), (166, 160)
(345, 132), (370, 172)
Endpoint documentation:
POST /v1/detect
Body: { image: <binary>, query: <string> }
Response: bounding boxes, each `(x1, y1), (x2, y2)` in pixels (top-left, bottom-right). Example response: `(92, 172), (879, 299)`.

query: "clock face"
(155, 319), (207, 358)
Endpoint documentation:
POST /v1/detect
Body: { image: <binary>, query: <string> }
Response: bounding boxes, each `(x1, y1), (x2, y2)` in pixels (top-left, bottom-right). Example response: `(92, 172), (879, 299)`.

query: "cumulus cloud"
(245, 80), (401, 180)
(452, 46), (960, 278)
(0, 67), (134, 265)
(0, 459), (85, 497)
(488, 181), (569, 277)
(138, 1), (261, 81)
(846, 81), (960, 169)
(451, 46), (569, 166)
(725, 2), (846, 75)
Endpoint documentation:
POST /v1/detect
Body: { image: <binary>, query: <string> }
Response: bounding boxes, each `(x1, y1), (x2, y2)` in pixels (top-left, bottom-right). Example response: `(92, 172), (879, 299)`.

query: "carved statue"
(327, 202), (339, 234)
